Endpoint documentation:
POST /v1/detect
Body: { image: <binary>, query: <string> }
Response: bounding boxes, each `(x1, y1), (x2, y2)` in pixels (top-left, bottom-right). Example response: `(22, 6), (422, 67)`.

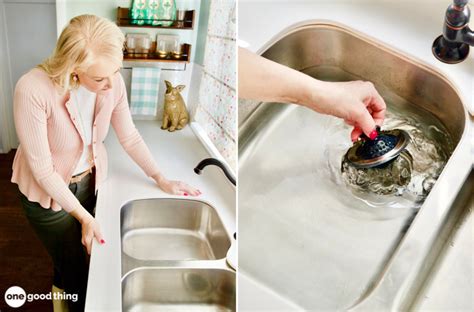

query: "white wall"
(0, 0), (57, 153)
(57, 0), (203, 121)
(0, 0), (13, 153)
(4, 0), (57, 86)
(61, 0), (201, 62)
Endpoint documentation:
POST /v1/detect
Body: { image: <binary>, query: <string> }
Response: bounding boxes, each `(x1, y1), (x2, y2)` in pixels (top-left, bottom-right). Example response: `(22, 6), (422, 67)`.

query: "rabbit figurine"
(161, 80), (189, 131)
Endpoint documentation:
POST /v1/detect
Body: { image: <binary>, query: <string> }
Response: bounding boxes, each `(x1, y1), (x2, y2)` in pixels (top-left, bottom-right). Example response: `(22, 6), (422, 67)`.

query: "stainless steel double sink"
(120, 198), (235, 311)
(238, 21), (471, 311)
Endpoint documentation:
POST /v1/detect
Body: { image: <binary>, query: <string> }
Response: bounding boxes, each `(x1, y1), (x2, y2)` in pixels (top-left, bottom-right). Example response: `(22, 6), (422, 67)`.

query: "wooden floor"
(0, 150), (52, 311)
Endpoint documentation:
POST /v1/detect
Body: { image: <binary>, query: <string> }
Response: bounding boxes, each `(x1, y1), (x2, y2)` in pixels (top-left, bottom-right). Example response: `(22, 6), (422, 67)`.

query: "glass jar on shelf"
(139, 36), (151, 57)
(176, 10), (186, 27)
(171, 37), (181, 59)
(156, 34), (180, 58)
(156, 38), (168, 58)
(125, 36), (136, 57)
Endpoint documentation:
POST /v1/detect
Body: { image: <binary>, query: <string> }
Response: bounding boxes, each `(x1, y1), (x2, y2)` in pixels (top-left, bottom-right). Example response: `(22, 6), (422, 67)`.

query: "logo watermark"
(4, 286), (78, 308)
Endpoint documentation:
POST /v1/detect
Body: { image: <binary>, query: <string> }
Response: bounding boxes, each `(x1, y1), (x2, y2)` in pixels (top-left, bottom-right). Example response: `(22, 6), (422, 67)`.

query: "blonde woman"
(11, 14), (200, 311)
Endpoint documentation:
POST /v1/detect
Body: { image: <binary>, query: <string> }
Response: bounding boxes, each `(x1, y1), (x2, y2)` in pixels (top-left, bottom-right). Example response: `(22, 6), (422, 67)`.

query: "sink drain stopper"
(346, 128), (410, 169)
(342, 128), (413, 195)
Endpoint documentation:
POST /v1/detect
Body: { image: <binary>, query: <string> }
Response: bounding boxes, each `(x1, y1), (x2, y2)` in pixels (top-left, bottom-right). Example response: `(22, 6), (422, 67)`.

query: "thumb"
(351, 127), (363, 142)
(356, 108), (377, 139)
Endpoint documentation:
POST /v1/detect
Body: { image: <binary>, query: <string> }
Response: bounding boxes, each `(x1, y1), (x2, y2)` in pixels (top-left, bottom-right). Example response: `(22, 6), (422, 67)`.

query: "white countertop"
(85, 120), (235, 311)
(238, 0), (473, 310)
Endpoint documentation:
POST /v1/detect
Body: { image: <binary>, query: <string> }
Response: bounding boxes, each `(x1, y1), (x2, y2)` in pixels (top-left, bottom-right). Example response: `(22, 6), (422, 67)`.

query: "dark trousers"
(19, 172), (96, 312)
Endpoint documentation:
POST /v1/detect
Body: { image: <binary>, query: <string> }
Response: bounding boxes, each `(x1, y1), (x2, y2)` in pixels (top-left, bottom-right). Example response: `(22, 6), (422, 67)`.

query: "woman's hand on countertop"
(152, 173), (201, 196)
(70, 207), (105, 255)
(81, 216), (105, 255)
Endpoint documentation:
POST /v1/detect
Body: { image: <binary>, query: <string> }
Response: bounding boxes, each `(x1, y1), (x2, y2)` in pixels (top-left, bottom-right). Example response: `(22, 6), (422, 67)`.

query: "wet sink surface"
(122, 268), (236, 312)
(238, 22), (470, 310)
(240, 104), (419, 310)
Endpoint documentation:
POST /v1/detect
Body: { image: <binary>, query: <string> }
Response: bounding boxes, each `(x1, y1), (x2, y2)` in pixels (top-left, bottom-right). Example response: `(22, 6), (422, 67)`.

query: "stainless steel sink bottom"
(238, 21), (471, 311)
(121, 198), (230, 275)
(410, 170), (473, 311)
(122, 268), (235, 312)
(120, 199), (235, 311)
(123, 228), (216, 261)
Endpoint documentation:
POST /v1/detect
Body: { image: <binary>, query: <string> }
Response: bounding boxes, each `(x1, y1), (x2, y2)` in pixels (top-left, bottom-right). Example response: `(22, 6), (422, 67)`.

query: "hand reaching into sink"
(152, 173), (202, 197)
(238, 47), (386, 141)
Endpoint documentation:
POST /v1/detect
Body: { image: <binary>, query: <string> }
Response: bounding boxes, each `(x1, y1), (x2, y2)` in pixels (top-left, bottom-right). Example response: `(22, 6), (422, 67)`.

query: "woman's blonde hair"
(37, 14), (125, 94)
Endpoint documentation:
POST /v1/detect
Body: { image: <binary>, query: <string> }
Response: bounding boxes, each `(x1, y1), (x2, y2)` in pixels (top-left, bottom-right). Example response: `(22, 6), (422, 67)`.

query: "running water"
(298, 65), (455, 210)
(341, 149), (413, 195)
(325, 103), (454, 209)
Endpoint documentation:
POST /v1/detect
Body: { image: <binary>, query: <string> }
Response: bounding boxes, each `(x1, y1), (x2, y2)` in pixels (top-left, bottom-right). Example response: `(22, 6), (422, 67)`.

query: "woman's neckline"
(75, 84), (97, 97)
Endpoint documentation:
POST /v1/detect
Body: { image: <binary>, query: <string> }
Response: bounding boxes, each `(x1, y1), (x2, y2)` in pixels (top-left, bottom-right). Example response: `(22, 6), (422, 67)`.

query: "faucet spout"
(462, 25), (474, 44)
(432, 0), (474, 63)
(194, 158), (236, 186)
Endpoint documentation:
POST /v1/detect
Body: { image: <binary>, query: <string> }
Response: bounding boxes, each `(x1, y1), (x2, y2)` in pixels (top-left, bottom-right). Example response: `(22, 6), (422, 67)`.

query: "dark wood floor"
(0, 150), (52, 311)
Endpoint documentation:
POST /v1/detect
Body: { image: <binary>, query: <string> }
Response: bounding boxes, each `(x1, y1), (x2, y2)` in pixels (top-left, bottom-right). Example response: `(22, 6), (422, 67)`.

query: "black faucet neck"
(194, 158), (236, 186)
(446, 1), (470, 28)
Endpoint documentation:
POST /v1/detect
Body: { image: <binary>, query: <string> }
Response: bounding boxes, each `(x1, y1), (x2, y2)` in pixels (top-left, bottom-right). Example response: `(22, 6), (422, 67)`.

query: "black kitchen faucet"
(194, 158), (236, 186)
(432, 0), (474, 63)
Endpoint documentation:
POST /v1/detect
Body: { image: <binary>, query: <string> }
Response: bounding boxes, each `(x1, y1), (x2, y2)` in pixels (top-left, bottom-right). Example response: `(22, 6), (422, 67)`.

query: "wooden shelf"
(123, 43), (191, 63)
(117, 7), (194, 29)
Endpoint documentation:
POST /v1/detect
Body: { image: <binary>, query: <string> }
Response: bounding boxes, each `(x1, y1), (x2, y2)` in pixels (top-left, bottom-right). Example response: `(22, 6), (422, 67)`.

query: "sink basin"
(410, 170), (473, 311)
(238, 21), (471, 310)
(122, 268), (236, 311)
(120, 199), (235, 311)
(121, 198), (231, 276)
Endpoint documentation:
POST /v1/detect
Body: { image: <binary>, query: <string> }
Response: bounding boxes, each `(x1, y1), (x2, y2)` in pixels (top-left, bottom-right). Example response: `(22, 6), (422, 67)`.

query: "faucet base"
(432, 35), (470, 64)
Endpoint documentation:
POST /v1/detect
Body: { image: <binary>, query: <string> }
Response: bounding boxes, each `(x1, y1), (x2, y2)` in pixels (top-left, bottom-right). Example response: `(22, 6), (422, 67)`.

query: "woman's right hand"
(70, 207), (105, 254)
(80, 215), (105, 255)
(307, 80), (386, 142)
(238, 48), (386, 141)
(151, 173), (201, 197)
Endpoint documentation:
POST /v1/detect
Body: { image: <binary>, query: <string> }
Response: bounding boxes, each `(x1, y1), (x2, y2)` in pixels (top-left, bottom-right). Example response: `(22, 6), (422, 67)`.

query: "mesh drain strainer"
(346, 128), (411, 169)
(342, 128), (413, 194)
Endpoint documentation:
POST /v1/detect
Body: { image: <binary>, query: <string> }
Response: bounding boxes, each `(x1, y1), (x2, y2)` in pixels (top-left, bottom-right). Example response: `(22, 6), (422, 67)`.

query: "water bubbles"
(341, 150), (413, 195)
(356, 170), (367, 185)
(401, 168), (410, 178)
(326, 107), (453, 209)
(422, 177), (437, 193)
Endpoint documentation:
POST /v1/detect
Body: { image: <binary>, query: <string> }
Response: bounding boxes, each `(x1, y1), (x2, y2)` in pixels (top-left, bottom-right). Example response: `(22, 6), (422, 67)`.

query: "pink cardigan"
(11, 68), (160, 212)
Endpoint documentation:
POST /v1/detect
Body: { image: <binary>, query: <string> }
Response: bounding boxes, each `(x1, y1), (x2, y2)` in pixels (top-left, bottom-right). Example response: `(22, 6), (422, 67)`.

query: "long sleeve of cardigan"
(13, 79), (84, 213)
(111, 74), (161, 178)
